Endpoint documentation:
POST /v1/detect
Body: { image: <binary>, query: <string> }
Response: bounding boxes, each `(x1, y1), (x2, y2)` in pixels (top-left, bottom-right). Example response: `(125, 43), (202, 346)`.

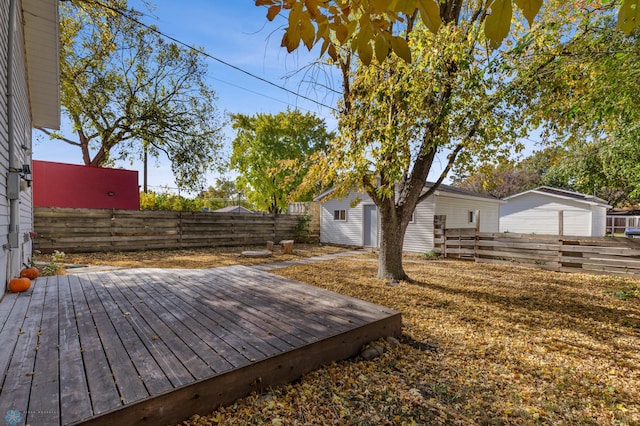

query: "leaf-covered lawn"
(62, 244), (350, 269)
(182, 257), (640, 425)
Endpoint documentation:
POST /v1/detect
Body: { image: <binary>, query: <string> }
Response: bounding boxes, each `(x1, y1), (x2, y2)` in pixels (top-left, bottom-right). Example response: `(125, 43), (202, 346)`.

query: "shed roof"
(503, 186), (611, 208)
(214, 205), (253, 214)
(314, 182), (501, 203)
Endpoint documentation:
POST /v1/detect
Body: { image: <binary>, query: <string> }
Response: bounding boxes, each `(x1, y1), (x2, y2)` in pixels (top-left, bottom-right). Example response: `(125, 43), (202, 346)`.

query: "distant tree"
(230, 109), (333, 214)
(42, 0), (224, 190)
(197, 178), (252, 211)
(140, 190), (205, 211)
(452, 147), (565, 198)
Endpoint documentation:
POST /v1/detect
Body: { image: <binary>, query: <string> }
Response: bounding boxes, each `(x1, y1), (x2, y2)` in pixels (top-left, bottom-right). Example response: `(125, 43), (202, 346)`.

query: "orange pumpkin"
(9, 277), (31, 293)
(20, 266), (39, 280)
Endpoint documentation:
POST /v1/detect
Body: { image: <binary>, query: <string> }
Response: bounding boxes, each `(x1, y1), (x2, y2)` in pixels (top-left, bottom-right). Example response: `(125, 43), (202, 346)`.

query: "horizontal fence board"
(34, 208), (298, 253)
(434, 223), (640, 279)
(477, 249), (557, 263)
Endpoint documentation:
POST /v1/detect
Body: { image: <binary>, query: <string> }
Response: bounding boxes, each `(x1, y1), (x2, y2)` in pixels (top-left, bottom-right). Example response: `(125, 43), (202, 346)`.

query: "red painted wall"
(33, 160), (140, 210)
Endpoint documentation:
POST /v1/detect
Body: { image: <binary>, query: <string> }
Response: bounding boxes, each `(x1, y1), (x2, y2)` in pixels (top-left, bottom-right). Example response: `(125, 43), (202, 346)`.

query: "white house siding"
(500, 194), (592, 236)
(1, 0), (11, 287)
(435, 194), (501, 232)
(402, 195), (436, 253)
(591, 205), (607, 237)
(1, 0), (35, 287)
(319, 191), (373, 246)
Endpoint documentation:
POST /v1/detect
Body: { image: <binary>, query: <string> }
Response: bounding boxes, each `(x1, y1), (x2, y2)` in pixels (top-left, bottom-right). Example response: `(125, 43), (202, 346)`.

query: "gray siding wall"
(1, 0), (34, 288)
(402, 195), (436, 253)
(320, 191), (372, 246)
(500, 194), (593, 236)
(435, 194), (501, 233)
(591, 205), (607, 237)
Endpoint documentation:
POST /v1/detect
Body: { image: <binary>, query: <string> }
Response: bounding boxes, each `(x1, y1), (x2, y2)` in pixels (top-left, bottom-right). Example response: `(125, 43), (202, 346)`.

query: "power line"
(82, 0), (339, 112)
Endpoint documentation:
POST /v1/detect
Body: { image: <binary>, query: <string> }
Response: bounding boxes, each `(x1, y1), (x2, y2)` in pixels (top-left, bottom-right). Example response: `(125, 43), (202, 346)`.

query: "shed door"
(363, 205), (377, 247)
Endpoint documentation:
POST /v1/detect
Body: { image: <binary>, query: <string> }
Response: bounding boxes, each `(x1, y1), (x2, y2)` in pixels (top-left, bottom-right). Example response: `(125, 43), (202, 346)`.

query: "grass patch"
(181, 258), (640, 425)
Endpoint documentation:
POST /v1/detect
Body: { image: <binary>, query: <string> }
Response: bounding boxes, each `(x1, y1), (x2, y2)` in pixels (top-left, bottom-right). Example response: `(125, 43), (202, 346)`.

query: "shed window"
(468, 210), (475, 223)
(409, 212), (415, 224)
(333, 210), (347, 221)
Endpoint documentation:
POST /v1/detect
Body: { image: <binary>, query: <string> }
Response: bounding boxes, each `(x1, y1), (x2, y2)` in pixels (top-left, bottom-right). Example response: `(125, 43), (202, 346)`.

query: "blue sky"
(34, 1), (537, 195)
(33, 1), (341, 193)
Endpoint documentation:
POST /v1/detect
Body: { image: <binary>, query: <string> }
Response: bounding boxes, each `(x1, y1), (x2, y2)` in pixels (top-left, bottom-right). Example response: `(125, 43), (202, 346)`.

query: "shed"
(499, 186), (611, 237)
(214, 205), (254, 214)
(1, 0), (60, 290)
(314, 183), (502, 252)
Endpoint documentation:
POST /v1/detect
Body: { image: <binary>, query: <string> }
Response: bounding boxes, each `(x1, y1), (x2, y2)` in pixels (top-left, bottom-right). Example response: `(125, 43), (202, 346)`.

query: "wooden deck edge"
(73, 313), (402, 426)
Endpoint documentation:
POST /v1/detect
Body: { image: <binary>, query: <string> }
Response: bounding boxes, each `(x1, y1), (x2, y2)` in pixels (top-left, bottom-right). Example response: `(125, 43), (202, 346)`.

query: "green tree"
(263, 1), (635, 282)
(230, 109), (333, 214)
(197, 178), (251, 211)
(274, 3), (545, 281)
(509, 3), (640, 207)
(452, 147), (565, 198)
(257, 0), (639, 65)
(42, 0), (224, 190)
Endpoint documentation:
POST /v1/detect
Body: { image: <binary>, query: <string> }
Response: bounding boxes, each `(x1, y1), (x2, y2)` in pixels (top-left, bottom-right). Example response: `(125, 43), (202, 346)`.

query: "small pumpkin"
(20, 266), (39, 280)
(9, 277), (31, 293)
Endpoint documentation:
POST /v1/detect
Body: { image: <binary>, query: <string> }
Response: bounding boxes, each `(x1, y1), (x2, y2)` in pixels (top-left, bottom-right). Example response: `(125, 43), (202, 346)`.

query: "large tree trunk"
(377, 206), (410, 282)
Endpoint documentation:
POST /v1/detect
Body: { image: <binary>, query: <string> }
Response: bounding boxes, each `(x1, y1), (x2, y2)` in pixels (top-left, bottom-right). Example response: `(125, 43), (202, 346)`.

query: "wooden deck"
(0, 265), (401, 425)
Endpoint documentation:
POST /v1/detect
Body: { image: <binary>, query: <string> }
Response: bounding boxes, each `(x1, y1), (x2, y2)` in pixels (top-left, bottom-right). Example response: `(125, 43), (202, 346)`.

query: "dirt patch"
(61, 244), (352, 269)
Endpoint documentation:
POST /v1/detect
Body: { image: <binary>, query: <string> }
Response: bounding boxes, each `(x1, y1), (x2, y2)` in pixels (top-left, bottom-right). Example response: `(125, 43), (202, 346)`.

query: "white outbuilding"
(314, 183), (502, 252)
(499, 186), (611, 237)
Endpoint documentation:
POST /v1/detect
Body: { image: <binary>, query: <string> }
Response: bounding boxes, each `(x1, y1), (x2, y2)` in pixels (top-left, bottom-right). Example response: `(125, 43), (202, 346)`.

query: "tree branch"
(36, 127), (82, 147)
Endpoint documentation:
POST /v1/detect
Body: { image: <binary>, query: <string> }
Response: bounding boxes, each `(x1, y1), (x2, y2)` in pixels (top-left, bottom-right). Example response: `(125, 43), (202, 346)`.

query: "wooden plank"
(70, 274), (150, 408)
(0, 293), (32, 406)
(91, 273), (200, 388)
(83, 273), (177, 394)
(102, 271), (214, 381)
(561, 244), (640, 256)
(223, 266), (395, 324)
(57, 275), (94, 425)
(560, 256), (640, 273)
(28, 277), (61, 425)
(0, 276), (46, 419)
(476, 239), (559, 251)
(476, 249), (558, 262)
(76, 315), (402, 426)
(183, 268), (345, 343)
(475, 257), (561, 270)
(134, 270), (259, 367)
(150, 270), (295, 354)
(68, 274), (123, 415)
(138, 270), (284, 360)
(0, 291), (18, 334)
(118, 272), (238, 372)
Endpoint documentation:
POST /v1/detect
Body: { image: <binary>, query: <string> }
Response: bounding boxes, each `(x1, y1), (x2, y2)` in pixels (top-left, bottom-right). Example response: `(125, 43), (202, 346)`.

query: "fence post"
(474, 210), (480, 260)
(178, 211), (183, 248)
(558, 210), (564, 236)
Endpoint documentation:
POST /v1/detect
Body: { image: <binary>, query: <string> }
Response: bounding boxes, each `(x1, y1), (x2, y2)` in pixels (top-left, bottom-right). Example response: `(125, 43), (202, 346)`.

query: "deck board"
(28, 277), (61, 425)
(58, 275), (93, 425)
(0, 264), (401, 425)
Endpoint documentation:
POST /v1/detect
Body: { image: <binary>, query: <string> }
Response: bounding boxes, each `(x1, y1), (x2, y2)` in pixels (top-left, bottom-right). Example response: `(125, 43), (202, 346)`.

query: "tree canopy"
(494, 1), (640, 207)
(261, 0), (637, 281)
(257, 0), (640, 64)
(230, 110), (333, 214)
(45, 0), (225, 190)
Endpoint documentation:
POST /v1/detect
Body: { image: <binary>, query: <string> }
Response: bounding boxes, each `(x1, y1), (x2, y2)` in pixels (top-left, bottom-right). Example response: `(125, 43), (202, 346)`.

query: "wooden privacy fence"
(33, 207), (299, 253)
(434, 223), (640, 278)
